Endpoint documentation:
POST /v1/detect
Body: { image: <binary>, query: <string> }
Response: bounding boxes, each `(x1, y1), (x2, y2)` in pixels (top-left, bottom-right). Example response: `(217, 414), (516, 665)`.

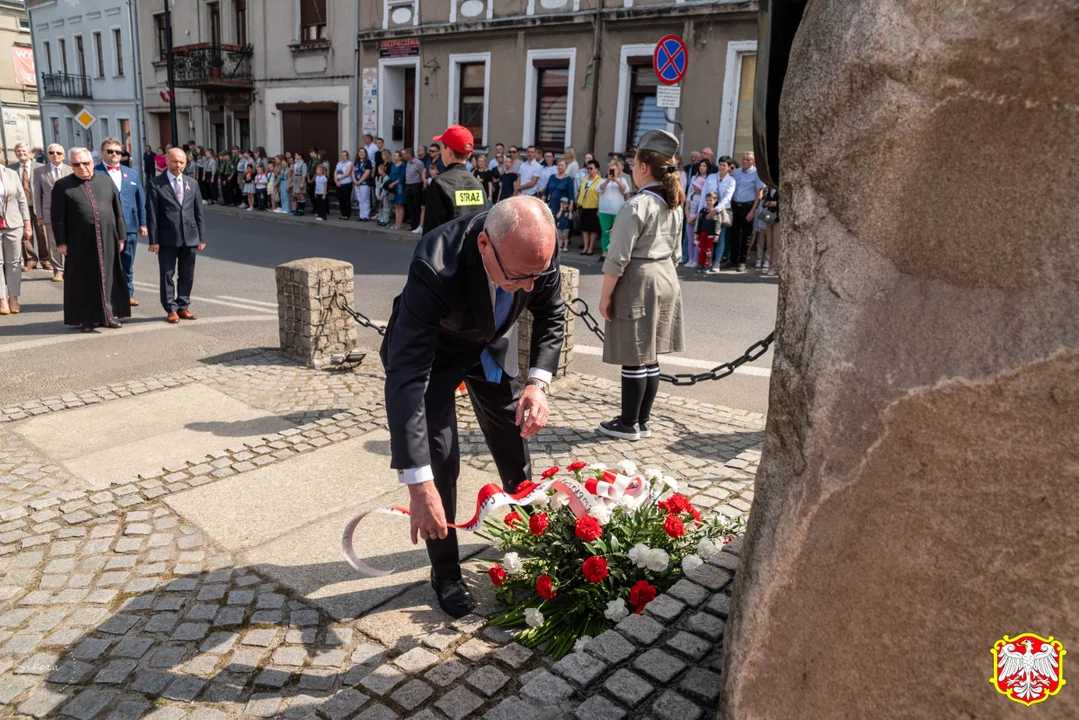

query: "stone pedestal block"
(275, 258), (358, 369)
(720, 2), (1079, 718)
(517, 265), (579, 387)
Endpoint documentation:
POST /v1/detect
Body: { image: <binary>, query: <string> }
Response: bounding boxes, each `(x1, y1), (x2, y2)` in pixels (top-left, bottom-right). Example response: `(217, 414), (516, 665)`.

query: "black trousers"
(337, 183), (353, 219)
(158, 244), (197, 313)
(729, 201), (756, 266)
(313, 194), (329, 219)
(405, 182), (424, 229)
(424, 362), (530, 584)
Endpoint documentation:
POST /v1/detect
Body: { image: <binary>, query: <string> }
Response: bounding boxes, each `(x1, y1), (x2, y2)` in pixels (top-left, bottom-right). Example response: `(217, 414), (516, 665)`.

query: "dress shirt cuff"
(398, 466), (434, 485)
(527, 368), (553, 385)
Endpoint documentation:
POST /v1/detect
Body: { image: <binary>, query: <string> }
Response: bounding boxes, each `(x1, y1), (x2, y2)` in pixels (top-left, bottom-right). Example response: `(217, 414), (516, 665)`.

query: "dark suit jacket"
(94, 163), (146, 234)
(146, 171), (205, 247)
(381, 212), (565, 471)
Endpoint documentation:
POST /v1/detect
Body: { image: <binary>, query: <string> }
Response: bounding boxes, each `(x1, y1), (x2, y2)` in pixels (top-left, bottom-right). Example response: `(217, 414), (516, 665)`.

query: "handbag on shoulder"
(719, 208), (733, 227)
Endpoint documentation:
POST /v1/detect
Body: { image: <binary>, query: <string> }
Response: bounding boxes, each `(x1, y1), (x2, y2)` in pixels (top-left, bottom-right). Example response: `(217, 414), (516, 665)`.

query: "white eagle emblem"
(996, 639), (1060, 702)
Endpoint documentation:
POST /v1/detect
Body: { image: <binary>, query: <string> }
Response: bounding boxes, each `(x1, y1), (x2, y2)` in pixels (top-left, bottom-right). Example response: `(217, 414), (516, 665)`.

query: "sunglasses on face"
(485, 229), (559, 281)
(48, 151), (63, 155)
(104, 148), (122, 155)
(71, 161), (92, 168)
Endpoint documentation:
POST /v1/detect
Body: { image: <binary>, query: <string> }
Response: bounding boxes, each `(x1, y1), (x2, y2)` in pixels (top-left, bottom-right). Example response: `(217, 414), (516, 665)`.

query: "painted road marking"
(131, 283), (277, 315)
(0, 315), (276, 355)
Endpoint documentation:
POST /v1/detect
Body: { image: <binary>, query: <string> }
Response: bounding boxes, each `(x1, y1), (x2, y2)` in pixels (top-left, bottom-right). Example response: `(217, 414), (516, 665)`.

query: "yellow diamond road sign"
(74, 108), (96, 129)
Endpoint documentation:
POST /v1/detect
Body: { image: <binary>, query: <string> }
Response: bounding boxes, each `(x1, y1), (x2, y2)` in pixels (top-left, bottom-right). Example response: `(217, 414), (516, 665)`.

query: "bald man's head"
(167, 147), (187, 175)
(479, 196), (557, 293)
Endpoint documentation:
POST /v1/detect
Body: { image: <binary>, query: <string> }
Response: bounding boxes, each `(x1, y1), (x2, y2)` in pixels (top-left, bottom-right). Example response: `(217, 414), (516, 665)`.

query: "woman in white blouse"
(597, 160), (629, 262)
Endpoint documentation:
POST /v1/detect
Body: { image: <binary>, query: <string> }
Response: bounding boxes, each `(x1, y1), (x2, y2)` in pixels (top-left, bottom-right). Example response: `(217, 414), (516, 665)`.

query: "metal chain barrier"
(333, 294), (386, 337)
(567, 296), (774, 387)
(333, 293), (772, 386)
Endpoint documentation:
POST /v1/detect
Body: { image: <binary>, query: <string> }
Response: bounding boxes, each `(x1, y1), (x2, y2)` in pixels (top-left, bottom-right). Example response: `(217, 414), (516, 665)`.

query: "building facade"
(359, 0), (759, 160)
(0, 0), (42, 162)
(26, 0), (143, 157)
(137, 0), (355, 156)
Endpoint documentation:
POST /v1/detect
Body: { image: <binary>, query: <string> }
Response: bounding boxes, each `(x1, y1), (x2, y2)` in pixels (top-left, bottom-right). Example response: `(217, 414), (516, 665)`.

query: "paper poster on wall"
(11, 46), (35, 86)
(362, 67), (378, 136)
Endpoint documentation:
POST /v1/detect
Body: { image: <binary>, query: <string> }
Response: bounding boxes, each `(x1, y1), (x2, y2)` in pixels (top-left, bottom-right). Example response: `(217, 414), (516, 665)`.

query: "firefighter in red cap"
(422, 125), (487, 235)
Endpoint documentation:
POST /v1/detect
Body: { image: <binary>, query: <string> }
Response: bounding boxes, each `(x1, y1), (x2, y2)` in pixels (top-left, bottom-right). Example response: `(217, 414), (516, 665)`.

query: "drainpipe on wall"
(352, 0), (360, 154)
(586, 5), (603, 154)
(130, 0), (148, 155)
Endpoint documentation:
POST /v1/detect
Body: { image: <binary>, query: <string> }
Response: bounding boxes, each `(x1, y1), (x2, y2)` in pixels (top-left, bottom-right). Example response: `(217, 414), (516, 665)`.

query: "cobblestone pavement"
(0, 350), (762, 718)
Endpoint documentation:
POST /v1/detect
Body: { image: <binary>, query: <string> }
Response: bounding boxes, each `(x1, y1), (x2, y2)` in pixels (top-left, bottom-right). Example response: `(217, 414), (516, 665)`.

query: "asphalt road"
(0, 207), (778, 413)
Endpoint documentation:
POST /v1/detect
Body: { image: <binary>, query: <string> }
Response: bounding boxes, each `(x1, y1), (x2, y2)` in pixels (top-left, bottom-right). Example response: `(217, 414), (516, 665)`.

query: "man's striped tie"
(480, 288), (512, 383)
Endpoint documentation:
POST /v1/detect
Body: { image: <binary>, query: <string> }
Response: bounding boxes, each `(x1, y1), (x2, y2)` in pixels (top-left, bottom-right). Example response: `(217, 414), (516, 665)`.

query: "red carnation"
(488, 565), (507, 586)
(690, 507), (702, 524)
(663, 515), (686, 538)
(582, 556), (609, 583)
(541, 466), (559, 479)
(515, 480), (538, 495)
(574, 516), (603, 542)
(567, 461), (588, 472)
(536, 574), (557, 599)
(529, 513), (550, 536)
(659, 493), (694, 515)
(504, 511), (522, 527)
(629, 579), (657, 613)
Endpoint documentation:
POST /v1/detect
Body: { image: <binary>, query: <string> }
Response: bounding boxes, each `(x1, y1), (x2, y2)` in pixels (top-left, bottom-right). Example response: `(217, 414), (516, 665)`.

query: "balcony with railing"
(42, 72), (92, 100)
(172, 44), (253, 89)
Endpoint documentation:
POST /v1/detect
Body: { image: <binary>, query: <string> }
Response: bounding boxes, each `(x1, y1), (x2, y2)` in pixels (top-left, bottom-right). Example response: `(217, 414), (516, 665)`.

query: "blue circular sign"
(654, 35), (688, 86)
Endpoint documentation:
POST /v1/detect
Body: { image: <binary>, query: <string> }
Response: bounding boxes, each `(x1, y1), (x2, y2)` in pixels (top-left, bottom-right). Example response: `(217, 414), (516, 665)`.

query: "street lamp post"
(164, 0), (178, 147)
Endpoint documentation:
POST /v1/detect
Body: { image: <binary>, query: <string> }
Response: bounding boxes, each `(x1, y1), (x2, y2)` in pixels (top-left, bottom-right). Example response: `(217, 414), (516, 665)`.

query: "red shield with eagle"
(990, 633), (1066, 706)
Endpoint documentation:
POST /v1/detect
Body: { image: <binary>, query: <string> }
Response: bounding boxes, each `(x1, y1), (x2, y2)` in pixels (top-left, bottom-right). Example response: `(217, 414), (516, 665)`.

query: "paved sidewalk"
(0, 350), (762, 719)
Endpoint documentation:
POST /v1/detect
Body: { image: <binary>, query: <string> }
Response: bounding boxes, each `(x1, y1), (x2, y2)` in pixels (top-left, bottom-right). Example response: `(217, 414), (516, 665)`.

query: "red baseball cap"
(433, 125), (474, 154)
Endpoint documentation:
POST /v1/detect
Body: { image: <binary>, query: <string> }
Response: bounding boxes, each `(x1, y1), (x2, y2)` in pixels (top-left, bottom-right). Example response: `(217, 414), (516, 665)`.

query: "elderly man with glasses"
(32, 144), (73, 282)
(95, 138), (147, 306)
(381, 195), (564, 619)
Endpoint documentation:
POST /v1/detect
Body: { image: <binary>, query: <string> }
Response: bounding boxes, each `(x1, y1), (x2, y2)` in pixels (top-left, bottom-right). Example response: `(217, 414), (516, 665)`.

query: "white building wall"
(28, 0), (144, 157)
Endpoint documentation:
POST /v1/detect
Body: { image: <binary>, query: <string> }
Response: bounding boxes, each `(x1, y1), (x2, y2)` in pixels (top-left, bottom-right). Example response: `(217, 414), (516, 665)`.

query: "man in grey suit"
(9, 143), (46, 273)
(33, 143), (72, 282)
(146, 147), (205, 324)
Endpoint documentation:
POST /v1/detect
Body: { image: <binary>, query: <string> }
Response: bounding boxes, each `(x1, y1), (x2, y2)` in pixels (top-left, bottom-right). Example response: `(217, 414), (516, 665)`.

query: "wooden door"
(157, 113), (173, 148)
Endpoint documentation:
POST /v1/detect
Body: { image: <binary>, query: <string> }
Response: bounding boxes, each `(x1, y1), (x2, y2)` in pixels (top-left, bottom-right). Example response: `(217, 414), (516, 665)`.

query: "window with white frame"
(113, 29), (124, 77)
(385, 0), (418, 28)
(42, 41), (52, 74)
(717, 41), (758, 158)
(300, 0), (327, 43)
(627, 58), (664, 146)
(523, 48), (575, 153)
(93, 32), (104, 78)
(448, 53), (489, 148)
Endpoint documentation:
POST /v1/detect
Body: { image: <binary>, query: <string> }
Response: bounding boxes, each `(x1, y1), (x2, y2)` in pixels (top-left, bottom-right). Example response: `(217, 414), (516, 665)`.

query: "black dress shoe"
(432, 574), (477, 619)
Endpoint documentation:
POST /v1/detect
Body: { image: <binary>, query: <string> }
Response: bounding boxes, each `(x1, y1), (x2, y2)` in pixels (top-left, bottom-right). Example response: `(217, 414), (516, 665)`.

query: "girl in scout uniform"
(596, 129), (686, 441)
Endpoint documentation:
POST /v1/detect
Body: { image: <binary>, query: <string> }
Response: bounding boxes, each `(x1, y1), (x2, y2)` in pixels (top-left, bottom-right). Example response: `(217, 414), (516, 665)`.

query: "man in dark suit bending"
(382, 195), (564, 617)
(146, 147), (205, 323)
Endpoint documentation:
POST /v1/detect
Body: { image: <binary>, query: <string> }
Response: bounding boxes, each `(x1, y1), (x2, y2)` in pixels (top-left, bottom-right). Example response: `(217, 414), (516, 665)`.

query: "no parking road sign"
(654, 35), (688, 86)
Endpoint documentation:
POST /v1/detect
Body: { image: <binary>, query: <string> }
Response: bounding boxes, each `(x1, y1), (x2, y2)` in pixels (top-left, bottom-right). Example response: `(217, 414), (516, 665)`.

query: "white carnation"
(573, 636), (592, 653)
(681, 554), (704, 573)
(697, 537), (719, 560)
(492, 535), (504, 549)
(628, 543), (651, 568)
(551, 492), (570, 509)
(645, 548), (670, 573)
(588, 462), (607, 476)
(662, 476), (678, 493)
(502, 552), (523, 575)
(531, 494), (549, 508)
(588, 503), (612, 525)
(604, 598), (629, 622)
(644, 467), (663, 482)
(617, 459), (638, 476)
(524, 607), (544, 627)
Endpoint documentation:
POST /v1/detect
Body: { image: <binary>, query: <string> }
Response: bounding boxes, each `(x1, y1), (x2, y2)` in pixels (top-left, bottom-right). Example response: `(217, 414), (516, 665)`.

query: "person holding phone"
(597, 161), (629, 262)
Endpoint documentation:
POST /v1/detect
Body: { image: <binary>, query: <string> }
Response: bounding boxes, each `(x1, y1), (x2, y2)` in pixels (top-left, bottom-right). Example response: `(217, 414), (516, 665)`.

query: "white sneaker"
(316, 217), (324, 221)
(763, 260), (770, 269)
(411, 227), (422, 234)
(245, 207), (252, 211)
(755, 259), (763, 268)
(685, 262), (698, 269)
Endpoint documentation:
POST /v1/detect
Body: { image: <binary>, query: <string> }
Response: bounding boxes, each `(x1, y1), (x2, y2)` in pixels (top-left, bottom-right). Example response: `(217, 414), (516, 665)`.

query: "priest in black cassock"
(51, 147), (130, 331)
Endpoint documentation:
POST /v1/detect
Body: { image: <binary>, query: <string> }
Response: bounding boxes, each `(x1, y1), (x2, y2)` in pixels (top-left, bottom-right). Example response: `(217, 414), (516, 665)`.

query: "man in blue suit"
(146, 148), (205, 323)
(95, 138), (147, 306)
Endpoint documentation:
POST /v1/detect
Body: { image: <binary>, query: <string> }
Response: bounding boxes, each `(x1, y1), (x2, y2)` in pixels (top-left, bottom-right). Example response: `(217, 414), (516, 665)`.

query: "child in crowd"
(313, 164), (329, 221)
(242, 166), (256, 211)
(555, 197), (571, 251)
(267, 161), (278, 212)
(375, 164), (392, 227)
(254, 165), (268, 211)
(694, 192), (719, 274)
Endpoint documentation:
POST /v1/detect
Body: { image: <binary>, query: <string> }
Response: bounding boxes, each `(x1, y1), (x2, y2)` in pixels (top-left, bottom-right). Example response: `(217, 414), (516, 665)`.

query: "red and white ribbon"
(342, 471), (650, 577)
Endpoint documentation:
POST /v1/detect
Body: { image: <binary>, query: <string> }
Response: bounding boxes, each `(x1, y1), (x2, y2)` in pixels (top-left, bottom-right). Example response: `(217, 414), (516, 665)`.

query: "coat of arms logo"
(990, 633), (1066, 706)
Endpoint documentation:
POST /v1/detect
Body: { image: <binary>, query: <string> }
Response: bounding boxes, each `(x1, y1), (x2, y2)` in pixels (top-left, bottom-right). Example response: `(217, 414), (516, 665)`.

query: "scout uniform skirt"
(602, 256), (685, 366)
